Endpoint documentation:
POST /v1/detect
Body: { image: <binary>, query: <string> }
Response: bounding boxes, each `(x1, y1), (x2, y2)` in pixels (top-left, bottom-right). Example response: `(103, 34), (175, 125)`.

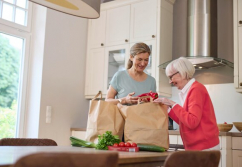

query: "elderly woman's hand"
(154, 98), (176, 108)
(125, 92), (139, 104)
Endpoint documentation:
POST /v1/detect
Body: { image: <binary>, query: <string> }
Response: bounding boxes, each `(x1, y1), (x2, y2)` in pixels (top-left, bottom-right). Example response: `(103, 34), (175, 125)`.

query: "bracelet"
(118, 99), (122, 104)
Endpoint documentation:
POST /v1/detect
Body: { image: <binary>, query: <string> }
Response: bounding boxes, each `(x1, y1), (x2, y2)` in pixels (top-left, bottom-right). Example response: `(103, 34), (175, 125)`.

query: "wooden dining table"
(0, 146), (173, 167)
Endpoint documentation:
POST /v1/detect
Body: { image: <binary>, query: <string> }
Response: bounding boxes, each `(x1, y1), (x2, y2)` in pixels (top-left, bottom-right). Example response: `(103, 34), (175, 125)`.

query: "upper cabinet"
(233, 0), (242, 93)
(105, 5), (130, 46)
(130, 0), (157, 43)
(89, 11), (106, 48)
(85, 48), (106, 98)
(85, 0), (175, 98)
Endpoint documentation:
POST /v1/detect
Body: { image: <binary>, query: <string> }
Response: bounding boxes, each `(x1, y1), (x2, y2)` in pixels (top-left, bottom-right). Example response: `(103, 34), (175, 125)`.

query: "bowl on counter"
(217, 123), (233, 132)
(233, 122), (242, 132)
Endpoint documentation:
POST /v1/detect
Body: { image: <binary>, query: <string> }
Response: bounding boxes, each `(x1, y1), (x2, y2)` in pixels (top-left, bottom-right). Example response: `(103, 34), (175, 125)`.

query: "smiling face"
(166, 57), (195, 90)
(167, 71), (187, 90)
(130, 52), (150, 72)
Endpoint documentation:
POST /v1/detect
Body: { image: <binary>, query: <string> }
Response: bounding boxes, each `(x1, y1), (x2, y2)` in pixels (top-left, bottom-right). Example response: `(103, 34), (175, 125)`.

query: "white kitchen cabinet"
(105, 5), (130, 46)
(232, 137), (242, 167)
(103, 44), (130, 95)
(71, 131), (86, 140)
(130, 0), (157, 43)
(71, 129), (86, 141)
(233, 0), (242, 93)
(169, 135), (178, 144)
(85, 0), (175, 98)
(233, 150), (242, 167)
(89, 11), (106, 49)
(85, 48), (106, 98)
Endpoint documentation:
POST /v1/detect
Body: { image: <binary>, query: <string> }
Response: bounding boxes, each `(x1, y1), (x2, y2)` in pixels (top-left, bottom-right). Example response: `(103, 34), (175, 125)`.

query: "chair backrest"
(13, 152), (118, 167)
(164, 150), (221, 167)
(0, 138), (57, 146)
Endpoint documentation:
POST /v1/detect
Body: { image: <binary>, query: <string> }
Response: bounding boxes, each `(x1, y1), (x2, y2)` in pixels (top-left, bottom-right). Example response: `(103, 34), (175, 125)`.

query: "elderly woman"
(105, 42), (156, 105)
(154, 57), (219, 150)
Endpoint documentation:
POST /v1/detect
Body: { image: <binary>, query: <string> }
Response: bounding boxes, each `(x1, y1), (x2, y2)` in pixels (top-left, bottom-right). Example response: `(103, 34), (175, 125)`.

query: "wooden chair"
(0, 138), (57, 146)
(163, 150), (221, 167)
(13, 152), (118, 167)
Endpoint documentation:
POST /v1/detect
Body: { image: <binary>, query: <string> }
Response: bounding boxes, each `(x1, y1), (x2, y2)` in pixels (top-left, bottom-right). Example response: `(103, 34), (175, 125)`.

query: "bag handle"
(138, 96), (153, 104)
(92, 91), (102, 100)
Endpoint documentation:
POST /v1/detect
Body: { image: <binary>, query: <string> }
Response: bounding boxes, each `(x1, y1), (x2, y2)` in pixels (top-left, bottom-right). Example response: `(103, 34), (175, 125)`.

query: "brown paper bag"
(117, 98), (169, 149)
(85, 91), (124, 143)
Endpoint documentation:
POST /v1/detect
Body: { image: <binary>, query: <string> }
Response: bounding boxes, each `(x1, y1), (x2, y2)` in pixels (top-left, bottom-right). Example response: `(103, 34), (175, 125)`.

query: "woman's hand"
(154, 98), (176, 108)
(124, 92), (139, 104)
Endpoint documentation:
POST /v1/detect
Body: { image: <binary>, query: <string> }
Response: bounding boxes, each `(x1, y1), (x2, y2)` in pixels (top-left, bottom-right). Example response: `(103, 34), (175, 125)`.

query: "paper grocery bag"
(118, 101), (169, 149)
(85, 91), (124, 144)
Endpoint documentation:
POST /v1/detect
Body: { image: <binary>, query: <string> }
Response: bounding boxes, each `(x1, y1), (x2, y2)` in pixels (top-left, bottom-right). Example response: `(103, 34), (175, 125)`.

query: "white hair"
(166, 57), (195, 80)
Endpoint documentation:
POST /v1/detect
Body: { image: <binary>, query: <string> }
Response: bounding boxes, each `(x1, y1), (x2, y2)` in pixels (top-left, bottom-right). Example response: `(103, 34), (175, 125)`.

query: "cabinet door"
(105, 5), (130, 46)
(233, 150), (242, 167)
(71, 131), (86, 140)
(238, 0), (242, 27)
(130, 0), (157, 43)
(89, 11), (106, 48)
(85, 48), (106, 97)
(103, 44), (130, 95)
(239, 27), (242, 89)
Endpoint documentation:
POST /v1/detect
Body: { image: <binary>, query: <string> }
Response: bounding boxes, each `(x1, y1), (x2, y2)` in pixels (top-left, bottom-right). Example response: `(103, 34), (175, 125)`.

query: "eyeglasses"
(168, 71), (179, 80)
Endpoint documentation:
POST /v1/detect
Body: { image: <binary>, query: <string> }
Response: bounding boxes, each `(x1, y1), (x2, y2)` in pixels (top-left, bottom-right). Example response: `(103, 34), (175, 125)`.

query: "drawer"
(232, 137), (242, 150)
(178, 135), (183, 144)
(71, 131), (86, 140)
(169, 135), (178, 144)
(219, 136), (222, 150)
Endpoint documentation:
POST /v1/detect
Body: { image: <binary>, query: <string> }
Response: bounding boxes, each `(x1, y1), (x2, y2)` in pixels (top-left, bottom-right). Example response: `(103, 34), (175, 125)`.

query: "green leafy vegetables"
(70, 131), (121, 150)
(95, 131), (121, 150)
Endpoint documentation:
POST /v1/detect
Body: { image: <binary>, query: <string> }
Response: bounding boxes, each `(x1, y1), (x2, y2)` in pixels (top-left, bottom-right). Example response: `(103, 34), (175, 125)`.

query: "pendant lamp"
(29, 0), (101, 18)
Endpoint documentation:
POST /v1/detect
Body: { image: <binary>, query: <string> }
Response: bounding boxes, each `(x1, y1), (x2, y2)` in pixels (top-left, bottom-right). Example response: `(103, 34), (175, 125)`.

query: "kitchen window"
(0, 0), (32, 32)
(0, 0), (31, 138)
(0, 27), (30, 138)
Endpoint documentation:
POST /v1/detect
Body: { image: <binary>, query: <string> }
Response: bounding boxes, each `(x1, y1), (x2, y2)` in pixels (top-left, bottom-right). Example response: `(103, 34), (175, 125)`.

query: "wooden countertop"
(0, 146), (172, 167)
(71, 128), (242, 137)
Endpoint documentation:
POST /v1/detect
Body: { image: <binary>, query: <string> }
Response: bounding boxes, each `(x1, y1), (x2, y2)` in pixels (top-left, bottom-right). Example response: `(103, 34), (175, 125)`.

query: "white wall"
(24, 4), (47, 137)
(169, 83), (242, 132)
(25, 5), (89, 145)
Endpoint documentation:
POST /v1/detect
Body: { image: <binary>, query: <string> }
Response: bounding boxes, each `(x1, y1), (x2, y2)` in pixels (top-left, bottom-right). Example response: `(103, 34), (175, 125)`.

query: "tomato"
(224, 122), (227, 124)
(119, 142), (125, 147)
(131, 143), (137, 147)
(125, 142), (131, 147)
(113, 143), (118, 147)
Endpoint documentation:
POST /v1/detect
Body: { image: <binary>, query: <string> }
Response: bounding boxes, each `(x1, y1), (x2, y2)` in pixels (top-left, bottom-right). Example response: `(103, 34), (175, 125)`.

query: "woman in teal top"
(105, 42), (156, 105)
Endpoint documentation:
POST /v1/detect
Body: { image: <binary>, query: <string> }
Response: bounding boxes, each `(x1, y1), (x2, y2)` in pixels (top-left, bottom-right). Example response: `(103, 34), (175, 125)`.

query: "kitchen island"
(0, 146), (172, 167)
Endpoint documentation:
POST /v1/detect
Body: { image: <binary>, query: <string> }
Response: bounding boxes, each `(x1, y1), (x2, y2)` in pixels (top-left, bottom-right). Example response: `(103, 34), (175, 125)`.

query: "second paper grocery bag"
(118, 102), (169, 149)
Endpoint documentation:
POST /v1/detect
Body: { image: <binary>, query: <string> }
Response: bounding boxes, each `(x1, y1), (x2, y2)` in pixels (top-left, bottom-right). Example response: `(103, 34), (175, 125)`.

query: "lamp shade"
(29, 0), (101, 18)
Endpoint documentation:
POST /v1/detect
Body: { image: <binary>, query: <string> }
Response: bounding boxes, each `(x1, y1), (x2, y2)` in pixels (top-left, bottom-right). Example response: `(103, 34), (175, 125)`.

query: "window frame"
(0, 23), (31, 137)
(0, 0), (32, 32)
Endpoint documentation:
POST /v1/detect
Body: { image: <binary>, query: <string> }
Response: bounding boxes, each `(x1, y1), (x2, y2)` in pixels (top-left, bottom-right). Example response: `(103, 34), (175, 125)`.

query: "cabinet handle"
(240, 83), (242, 86)
(239, 20), (242, 24)
(152, 35), (155, 38)
(101, 43), (104, 46)
(125, 39), (129, 42)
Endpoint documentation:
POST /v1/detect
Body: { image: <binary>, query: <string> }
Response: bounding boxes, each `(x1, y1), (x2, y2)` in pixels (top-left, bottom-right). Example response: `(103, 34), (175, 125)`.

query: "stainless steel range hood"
(159, 0), (234, 70)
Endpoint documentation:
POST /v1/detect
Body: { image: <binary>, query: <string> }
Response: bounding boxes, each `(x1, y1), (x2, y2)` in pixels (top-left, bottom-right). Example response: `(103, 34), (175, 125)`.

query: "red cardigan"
(169, 81), (219, 150)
